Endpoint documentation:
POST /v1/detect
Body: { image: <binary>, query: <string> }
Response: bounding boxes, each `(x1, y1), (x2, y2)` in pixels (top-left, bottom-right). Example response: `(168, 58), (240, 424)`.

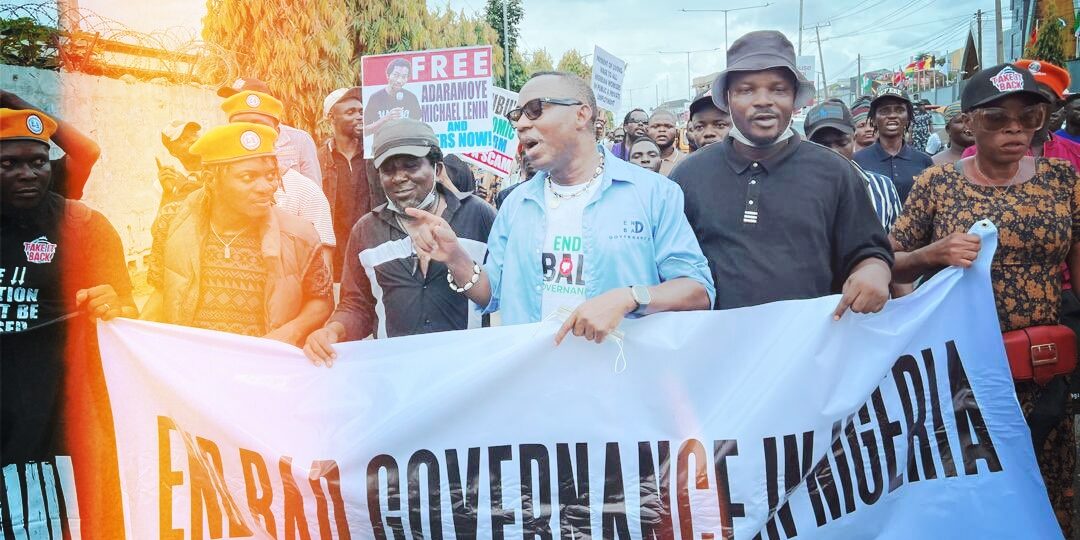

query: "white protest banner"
(98, 221), (1062, 539)
(797, 55), (817, 84)
(361, 46), (493, 155)
(460, 86), (519, 177)
(591, 46), (627, 112)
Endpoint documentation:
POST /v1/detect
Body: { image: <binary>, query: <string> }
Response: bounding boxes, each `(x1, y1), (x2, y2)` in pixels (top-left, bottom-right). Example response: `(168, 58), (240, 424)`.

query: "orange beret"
(1016, 59), (1070, 99)
(221, 90), (283, 122)
(189, 122), (278, 165)
(0, 108), (57, 144)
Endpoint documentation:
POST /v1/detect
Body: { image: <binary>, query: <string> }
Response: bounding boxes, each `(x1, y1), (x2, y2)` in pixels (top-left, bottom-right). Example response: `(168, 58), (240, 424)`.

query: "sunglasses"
(506, 98), (584, 122)
(972, 105), (1046, 131)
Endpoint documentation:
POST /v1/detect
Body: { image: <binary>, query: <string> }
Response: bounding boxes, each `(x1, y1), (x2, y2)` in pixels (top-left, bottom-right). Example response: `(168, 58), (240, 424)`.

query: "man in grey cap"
(804, 99), (902, 231)
(670, 30), (893, 316)
(303, 118), (496, 364)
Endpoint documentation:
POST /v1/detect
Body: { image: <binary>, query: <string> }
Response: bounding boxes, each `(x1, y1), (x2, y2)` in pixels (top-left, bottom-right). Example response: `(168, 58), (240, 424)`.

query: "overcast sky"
(24, 0), (1006, 116)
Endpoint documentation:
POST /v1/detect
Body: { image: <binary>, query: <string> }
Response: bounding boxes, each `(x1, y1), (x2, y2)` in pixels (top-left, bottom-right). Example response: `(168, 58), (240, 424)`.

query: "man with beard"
(687, 92), (732, 151)
(647, 109), (685, 175)
(670, 31), (892, 315)
(364, 58), (423, 135)
(931, 102), (973, 165)
(303, 119), (496, 364)
(851, 96), (875, 152)
(402, 71), (713, 345)
(611, 108), (649, 159)
(854, 86), (933, 202)
(319, 87), (384, 279)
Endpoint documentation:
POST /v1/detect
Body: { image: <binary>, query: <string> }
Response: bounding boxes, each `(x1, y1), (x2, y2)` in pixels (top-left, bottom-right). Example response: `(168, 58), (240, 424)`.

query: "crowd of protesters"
(5, 27), (1080, 535)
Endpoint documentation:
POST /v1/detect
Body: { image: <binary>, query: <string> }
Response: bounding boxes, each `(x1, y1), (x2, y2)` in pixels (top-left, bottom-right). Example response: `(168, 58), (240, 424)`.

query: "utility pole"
(804, 22), (830, 99)
(686, 51), (691, 100)
(856, 54), (862, 97)
(680, 3), (772, 57)
(798, 0), (804, 55)
(976, 10), (983, 69)
(816, 25), (827, 98)
(994, 0), (1004, 63)
(502, 0), (510, 89)
(658, 47), (726, 100)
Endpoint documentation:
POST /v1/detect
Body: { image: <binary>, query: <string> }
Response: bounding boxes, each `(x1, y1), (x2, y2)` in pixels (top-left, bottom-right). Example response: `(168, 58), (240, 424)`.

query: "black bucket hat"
(961, 63), (1050, 112)
(711, 30), (815, 110)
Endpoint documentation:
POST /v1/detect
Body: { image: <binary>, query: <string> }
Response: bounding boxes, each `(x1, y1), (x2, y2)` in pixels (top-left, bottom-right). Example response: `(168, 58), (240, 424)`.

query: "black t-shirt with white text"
(1, 193), (132, 464)
(365, 88), (423, 126)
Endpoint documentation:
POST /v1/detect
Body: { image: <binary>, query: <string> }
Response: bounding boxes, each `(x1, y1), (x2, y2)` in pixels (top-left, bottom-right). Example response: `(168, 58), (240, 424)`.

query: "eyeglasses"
(626, 117), (648, 125)
(505, 98), (584, 122)
(972, 105), (1046, 131)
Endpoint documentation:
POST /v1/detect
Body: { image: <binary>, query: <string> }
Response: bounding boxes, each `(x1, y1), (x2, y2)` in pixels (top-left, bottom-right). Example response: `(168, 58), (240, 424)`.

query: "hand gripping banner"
(97, 220), (1062, 539)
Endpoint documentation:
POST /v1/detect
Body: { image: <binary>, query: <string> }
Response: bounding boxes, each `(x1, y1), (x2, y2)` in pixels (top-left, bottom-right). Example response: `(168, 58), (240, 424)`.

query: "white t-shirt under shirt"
(540, 177), (602, 319)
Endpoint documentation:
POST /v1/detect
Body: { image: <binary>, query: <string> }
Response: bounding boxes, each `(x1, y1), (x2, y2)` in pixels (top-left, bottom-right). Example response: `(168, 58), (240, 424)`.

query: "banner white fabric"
(98, 221), (1062, 539)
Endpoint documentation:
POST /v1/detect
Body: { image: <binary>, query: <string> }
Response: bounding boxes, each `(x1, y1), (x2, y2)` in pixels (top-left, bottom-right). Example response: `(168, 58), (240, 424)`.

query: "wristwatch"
(630, 285), (651, 315)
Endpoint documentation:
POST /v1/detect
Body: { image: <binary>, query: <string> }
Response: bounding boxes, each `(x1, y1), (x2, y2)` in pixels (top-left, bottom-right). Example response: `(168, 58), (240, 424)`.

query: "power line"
(813, 13), (977, 42)
(860, 18), (970, 61)
(820, 0), (890, 24)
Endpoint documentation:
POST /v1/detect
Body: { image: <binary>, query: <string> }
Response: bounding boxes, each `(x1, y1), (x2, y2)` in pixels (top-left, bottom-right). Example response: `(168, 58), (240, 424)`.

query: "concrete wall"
(1, 65), (226, 269)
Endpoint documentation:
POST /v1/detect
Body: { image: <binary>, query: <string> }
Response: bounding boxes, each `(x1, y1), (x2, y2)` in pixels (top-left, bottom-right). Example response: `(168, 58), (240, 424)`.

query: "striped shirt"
(853, 162), (903, 232)
(275, 125), (322, 183)
(275, 169), (336, 247)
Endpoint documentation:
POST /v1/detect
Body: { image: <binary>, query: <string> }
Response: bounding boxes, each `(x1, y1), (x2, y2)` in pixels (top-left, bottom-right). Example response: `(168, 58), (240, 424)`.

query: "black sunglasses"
(506, 98), (584, 122)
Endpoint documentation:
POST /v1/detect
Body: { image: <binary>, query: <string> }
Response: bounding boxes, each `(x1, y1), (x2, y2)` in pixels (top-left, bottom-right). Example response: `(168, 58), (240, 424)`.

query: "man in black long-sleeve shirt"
(304, 119), (494, 365)
(670, 31), (893, 315)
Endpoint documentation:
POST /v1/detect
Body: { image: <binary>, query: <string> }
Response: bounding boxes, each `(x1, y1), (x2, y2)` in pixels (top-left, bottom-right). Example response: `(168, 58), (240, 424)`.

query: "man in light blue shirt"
(405, 71), (714, 345)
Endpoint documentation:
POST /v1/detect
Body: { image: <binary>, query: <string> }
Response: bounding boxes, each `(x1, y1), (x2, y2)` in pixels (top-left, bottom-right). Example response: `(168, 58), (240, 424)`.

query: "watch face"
(632, 285), (650, 305)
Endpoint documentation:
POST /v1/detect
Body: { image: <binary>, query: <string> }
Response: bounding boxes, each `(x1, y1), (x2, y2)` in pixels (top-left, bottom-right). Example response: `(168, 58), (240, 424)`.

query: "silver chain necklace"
(209, 223), (250, 259)
(546, 154), (605, 209)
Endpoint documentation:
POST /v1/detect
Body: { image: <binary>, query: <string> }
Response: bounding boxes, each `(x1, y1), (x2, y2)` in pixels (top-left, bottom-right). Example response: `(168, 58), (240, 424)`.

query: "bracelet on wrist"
(447, 262), (481, 293)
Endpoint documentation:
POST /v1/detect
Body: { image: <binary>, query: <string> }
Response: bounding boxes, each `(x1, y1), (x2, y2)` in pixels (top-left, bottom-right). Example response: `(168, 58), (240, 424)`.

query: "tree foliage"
(525, 48), (554, 75)
(202, 0), (355, 135)
(203, 0), (506, 137)
(484, 0), (526, 91)
(0, 17), (60, 70)
(1024, 17), (1068, 68)
(557, 49), (592, 81)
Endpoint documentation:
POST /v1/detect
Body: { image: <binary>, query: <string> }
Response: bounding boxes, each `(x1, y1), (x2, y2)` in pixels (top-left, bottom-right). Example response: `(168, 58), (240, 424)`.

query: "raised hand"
(403, 207), (466, 264)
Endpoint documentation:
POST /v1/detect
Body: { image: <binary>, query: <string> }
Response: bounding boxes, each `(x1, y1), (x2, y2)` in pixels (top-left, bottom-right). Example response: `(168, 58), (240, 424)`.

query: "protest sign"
(97, 221), (1061, 539)
(591, 46), (627, 111)
(797, 55), (817, 84)
(460, 86), (519, 177)
(361, 46), (493, 155)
